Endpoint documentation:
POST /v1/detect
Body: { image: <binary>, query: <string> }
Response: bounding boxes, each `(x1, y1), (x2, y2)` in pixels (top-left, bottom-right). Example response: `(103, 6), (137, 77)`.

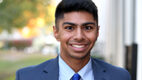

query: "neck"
(60, 55), (90, 73)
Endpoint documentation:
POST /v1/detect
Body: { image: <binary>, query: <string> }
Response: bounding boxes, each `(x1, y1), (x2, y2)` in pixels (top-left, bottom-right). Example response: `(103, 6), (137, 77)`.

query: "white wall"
(136, 0), (142, 80)
(103, 0), (126, 67)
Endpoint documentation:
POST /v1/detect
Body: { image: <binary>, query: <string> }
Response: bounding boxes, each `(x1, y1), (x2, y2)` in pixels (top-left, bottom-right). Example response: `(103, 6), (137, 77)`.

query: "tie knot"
(72, 73), (81, 80)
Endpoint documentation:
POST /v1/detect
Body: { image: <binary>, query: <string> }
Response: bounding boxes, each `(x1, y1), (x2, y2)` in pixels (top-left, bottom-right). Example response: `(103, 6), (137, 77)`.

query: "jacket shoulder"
(16, 58), (57, 80)
(92, 58), (131, 80)
(17, 58), (55, 72)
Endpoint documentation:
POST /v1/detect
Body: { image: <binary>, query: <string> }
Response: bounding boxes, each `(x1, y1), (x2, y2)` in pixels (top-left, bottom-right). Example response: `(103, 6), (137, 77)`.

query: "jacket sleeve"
(15, 70), (20, 80)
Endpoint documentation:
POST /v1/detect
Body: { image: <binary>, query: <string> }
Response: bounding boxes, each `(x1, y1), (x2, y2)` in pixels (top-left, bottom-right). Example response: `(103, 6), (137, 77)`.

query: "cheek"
(60, 32), (72, 42)
(87, 33), (98, 42)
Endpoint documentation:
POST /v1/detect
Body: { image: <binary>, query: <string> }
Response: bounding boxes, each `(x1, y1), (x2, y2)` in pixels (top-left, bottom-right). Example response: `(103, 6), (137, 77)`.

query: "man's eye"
(65, 26), (73, 30)
(84, 26), (93, 30)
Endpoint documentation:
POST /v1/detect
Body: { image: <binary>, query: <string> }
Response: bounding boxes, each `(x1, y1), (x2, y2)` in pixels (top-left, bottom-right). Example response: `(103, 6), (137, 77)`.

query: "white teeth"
(72, 45), (85, 48)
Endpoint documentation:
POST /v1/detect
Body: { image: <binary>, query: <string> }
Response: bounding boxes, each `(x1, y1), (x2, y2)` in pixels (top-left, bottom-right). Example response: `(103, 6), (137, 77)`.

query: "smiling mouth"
(70, 44), (88, 52)
(72, 45), (85, 48)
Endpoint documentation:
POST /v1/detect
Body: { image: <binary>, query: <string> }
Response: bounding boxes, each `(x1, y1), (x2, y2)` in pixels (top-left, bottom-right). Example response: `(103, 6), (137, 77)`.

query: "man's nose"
(74, 28), (85, 41)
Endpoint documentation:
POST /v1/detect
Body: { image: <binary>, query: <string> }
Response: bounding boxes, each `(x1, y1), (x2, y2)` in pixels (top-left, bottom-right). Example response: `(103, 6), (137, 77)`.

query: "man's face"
(54, 11), (99, 60)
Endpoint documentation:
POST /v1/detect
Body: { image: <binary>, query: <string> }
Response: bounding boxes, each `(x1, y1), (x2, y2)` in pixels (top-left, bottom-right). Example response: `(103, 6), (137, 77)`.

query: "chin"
(70, 53), (90, 60)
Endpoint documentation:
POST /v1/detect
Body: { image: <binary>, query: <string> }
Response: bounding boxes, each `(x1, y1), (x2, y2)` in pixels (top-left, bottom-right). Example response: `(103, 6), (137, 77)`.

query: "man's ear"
(53, 26), (60, 41)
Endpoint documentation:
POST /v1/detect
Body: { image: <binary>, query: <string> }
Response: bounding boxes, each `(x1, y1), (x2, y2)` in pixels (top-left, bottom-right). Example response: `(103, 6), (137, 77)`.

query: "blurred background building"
(92, 0), (142, 80)
(0, 0), (141, 80)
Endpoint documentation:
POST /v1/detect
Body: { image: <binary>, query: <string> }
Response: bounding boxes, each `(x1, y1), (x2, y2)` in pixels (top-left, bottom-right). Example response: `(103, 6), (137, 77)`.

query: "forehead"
(58, 11), (96, 25)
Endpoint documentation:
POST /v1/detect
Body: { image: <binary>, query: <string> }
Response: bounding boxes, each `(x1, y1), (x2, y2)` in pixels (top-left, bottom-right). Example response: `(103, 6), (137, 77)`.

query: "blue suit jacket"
(16, 57), (131, 80)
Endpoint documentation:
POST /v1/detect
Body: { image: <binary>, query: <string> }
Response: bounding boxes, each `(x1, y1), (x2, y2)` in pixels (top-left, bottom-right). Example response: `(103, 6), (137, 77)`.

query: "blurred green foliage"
(0, 0), (51, 32)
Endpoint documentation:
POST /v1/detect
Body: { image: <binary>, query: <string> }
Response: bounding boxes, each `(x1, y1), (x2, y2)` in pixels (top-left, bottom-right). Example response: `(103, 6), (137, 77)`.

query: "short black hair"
(55, 0), (98, 27)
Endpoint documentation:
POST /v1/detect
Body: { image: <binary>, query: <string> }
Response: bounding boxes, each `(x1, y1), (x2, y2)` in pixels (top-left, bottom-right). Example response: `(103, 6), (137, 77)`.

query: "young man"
(16, 0), (131, 80)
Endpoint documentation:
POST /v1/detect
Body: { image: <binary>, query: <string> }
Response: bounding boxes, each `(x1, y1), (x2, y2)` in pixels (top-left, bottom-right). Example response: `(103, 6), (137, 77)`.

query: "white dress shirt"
(59, 56), (94, 80)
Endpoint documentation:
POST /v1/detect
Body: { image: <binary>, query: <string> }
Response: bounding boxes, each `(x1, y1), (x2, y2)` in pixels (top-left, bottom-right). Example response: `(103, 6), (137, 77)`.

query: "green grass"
(0, 53), (56, 80)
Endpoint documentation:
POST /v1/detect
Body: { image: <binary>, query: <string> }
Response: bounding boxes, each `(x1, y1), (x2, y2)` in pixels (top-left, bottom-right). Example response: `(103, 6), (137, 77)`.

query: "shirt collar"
(59, 56), (75, 80)
(78, 58), (92, 79)
(59, 56), (92, 80)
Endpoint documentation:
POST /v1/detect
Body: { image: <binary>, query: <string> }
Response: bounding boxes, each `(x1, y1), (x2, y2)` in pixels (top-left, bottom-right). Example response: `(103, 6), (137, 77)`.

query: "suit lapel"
(41, 56), (59, 80)
(91, 58), (108, 80)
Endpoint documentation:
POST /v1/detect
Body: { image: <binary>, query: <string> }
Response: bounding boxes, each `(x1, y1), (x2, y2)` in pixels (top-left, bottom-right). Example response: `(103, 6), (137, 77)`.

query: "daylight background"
(0, 0), (141, 80)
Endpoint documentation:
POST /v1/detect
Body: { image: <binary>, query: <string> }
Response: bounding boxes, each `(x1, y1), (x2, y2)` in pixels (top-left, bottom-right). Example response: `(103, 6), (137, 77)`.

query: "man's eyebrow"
(62, 22), (77, 26)
(82, 22), (97, 26)
(62, 22), (97, 26)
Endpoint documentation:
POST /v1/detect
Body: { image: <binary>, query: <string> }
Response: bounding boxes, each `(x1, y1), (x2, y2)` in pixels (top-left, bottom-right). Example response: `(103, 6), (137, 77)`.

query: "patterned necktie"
(71, 73), (81, 80)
